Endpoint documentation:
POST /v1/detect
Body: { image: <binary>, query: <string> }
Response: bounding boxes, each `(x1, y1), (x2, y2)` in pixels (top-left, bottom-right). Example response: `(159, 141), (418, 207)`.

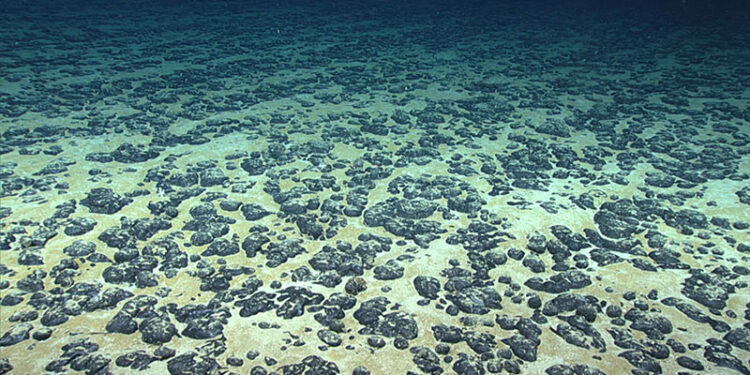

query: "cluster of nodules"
(2, 3), (750, 373)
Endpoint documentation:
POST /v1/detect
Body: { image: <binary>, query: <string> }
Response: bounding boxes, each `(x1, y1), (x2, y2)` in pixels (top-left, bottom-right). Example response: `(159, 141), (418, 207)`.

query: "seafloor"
(1, 1), (749, 375)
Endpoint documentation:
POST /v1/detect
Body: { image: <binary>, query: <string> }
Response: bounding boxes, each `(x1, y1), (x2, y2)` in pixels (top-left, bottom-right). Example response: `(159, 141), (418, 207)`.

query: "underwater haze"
(1, 0), (749, 374)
